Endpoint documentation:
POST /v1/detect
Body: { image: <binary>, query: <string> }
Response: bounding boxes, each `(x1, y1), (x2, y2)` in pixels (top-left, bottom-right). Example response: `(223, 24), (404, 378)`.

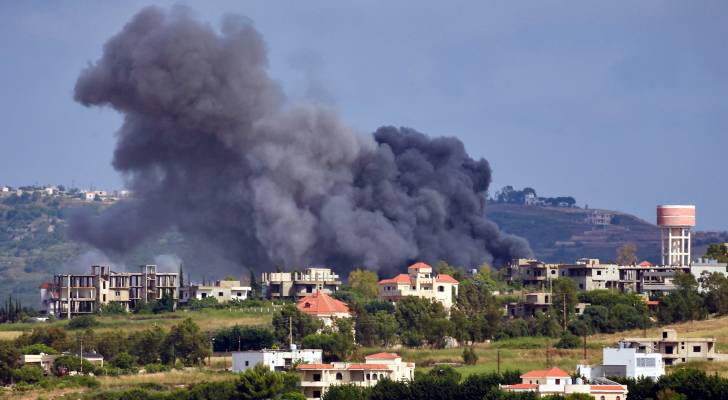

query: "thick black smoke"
(71, 6), (531, 273)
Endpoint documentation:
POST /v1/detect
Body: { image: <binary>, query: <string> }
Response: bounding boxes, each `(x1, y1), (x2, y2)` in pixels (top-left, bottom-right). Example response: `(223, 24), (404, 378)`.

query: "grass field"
(0, 308), (272, 336)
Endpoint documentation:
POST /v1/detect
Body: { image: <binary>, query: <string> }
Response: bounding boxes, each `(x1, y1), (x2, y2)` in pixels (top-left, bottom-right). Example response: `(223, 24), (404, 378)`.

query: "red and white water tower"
(656, 205), (696, 266)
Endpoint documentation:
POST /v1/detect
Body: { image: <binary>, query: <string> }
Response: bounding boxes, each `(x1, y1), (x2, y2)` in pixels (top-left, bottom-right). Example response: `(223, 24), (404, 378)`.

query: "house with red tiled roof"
(297, 352), (415, 400)
(297, 290), (352, 328)
(378, 262), (459, 309)
(501, 366), (628, 399)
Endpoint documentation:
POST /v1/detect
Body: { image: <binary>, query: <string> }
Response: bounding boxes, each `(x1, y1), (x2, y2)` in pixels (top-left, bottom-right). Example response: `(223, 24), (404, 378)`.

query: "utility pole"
(79, 338), (83, 374)
(562, 293), (567, 330)
(583, 335), (587, 362)
(289, 316), (293, 347)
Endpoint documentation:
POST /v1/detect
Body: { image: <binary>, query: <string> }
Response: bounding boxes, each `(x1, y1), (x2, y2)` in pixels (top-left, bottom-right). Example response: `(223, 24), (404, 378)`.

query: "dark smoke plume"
(72, 6), (531, 273)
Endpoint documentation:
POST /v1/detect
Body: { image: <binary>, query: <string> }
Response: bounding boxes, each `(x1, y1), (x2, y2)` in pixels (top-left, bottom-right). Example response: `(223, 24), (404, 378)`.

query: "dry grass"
(0, 331), (22, 341)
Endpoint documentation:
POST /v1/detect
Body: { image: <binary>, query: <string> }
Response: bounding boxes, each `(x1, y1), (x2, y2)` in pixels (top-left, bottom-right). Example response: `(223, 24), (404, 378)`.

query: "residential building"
(619, 329), (727, 366)
(690, 258), (727, 287)
(501, 367), (628, 399)
(378, 262), (459, 309)
(506, 292), (589, 318)
(179, 280), (251, 304)
(39, 282), (58, 315)
(577, 346), (664, 381)
(297, 352), (415, 400)
(50, 265), (178, 318)
(261, 267), (342, 300)
(20, 353), (58, 374)
(557, 259), (620, 291)
(297, 290), (352, 329)
(585, 211), (613, 226)
(232, 345), (323, 372)
(506, 259), (560, 289)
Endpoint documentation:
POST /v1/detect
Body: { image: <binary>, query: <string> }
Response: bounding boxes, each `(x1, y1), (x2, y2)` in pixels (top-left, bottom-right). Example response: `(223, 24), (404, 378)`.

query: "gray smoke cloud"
(71, 6), (531, 274)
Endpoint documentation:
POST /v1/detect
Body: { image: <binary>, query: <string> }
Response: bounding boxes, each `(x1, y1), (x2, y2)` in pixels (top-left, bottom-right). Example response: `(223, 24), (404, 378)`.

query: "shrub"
(53, 355), (96, 375)
(143, 363), (170, 373)
(19, 343), (58, 355)
(68, 315), (98, 330)
(12, 365), (45, 384)
(462, 346), (478, 365)
(111, 352), (137, 370)
(555, 332), (581, 349)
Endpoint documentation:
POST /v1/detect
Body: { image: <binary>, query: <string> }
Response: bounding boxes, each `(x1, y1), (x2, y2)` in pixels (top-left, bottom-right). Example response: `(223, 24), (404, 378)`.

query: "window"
(304, 302), (311, 308)
(115, 291), (120, 296)
(313, 373), (321, 382)
(336, 372), (343, 380)
(663, 331), (668, 339)
(438, 286), (445, 292)
(245, 361), (249, 366)
(555, 379), (560, 384)
(666, 345), (674, 354)
(103, 294), (106, 302)
(617, 397), (621, 400)
(237, 292), (242, 296)
(693, 346), (701, 353)
(366, 373), (371, 380)
(201, 293), (207, 298)
(637, 358), (656, 367)
(597, 270), (602, 276)
(307, 286), (313, 293)
(600, 397), (605, 400)
(218, 292), (223, 297)
(313, 390), (321, 399)
(373, 374), (378, 380)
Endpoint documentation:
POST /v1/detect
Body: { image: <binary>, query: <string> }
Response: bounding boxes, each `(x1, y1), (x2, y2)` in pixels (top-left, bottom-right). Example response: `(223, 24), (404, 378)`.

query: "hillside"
(486, 203), (726, 264)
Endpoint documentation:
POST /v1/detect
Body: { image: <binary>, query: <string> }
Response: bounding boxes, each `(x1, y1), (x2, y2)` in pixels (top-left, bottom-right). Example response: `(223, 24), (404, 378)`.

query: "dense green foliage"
(271, 304), (322, 344)
(212, 325), (275, 352)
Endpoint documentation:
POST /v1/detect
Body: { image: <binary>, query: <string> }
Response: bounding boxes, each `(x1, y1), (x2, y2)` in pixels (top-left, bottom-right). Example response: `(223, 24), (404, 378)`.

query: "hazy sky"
(1, 1), (726, 230)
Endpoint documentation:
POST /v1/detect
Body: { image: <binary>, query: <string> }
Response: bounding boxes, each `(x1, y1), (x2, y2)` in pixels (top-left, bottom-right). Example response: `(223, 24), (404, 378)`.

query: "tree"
(162, 318), (210, 366)
(249, 270), (261, 300)
(616, 243), (638, 265)
(395, 296), (451, 348)
(110, 351), (137, 370)
(657, 272), (707, 324)
(701, 272), (728, 314)
(129, 326), (166, 365)
(0, 341), (20, 384)
(705, 243), (728, 263)
(322, 384), (368, 400)
(348, 269), (380, 299)
(555, 332), (580, 349)
(437, 261), (465, 282)
(236, 363), (286, 400)
(272, 304), (321, 345)
(11, 365), (44, 384)
(374, 311), (399, 347)
(551, 278), (578, 327)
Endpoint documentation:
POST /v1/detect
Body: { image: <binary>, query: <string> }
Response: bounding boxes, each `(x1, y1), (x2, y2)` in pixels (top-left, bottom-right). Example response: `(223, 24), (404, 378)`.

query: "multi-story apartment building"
(506, 259), (560, 289)
(619, 329), (727, 366)
(557, 259), (621, 291)
(577, 346), (665, 381)
(297, 352), (415, 400)
(506, 291), (590, 318)
(378, 262), (459, 309)
(261, 267), (341, 300)
(179, 280), (251, 304)
(50, 265), (177, 318)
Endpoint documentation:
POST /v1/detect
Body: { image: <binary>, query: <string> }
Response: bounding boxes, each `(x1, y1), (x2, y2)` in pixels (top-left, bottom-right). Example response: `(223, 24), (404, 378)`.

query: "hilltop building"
(501, 367), (628, 399)
(48, 265), (178, 318)
(296, 290), (352, 328)
(179, 280), (251, 304)
(261, 267), (341, 300)
(619, 329), (728, 366)
(378, 262), (459, 309)
(297, 352), (415, 400)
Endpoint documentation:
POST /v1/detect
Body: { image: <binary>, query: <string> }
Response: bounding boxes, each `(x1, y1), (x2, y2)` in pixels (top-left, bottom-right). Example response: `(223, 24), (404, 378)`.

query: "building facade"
(577, 346), (664, 381)
(297, 290), (352, 329)
(378, 262), (459, 309)
(232, 346), (323, 372)
(297, 352), (415, 400)
(50, 265), (178, 318)
(179, 280), (251, 304)
(619, 329), (725, 366)
(501, 367), (628, 399)
(261, 267), (342, 300)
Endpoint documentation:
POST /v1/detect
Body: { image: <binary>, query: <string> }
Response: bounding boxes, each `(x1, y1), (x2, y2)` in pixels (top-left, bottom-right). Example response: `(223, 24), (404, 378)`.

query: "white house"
(180, 280), (251, 304)
(297, 352), (415, 400)
(577, 347), (664, 381)
(502, 367), (628, 400)
(378, 262), (459, 309)
(232, 346), (323, 372)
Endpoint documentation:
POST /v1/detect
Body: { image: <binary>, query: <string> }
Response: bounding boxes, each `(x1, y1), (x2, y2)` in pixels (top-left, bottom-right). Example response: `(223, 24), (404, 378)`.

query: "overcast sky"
(1, 1), (726, 230)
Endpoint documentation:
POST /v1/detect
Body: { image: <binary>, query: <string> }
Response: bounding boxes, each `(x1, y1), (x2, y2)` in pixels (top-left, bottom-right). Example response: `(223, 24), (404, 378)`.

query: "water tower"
(656, 205), (696, 266)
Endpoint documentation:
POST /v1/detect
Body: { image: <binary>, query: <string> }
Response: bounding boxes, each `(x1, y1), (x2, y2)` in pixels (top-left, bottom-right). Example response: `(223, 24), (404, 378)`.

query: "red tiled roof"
(503, 383), (538, 390)
(297, 363), (335, 370)
(590, 385), (627, 393)
(365, 352), (400, 360)
(520, 367), (570, 378)
(39, 282), (51, 289)
(407, 362), (415, 368)
(646, 300), (659, 306)
(436, 274), (459, 284)
(638, 261), (653, 267)
(378, 274), (412, 285)
(297, 290), (351, 316)
(408, 262), (432, 270)
(348, 364), (391, 370)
